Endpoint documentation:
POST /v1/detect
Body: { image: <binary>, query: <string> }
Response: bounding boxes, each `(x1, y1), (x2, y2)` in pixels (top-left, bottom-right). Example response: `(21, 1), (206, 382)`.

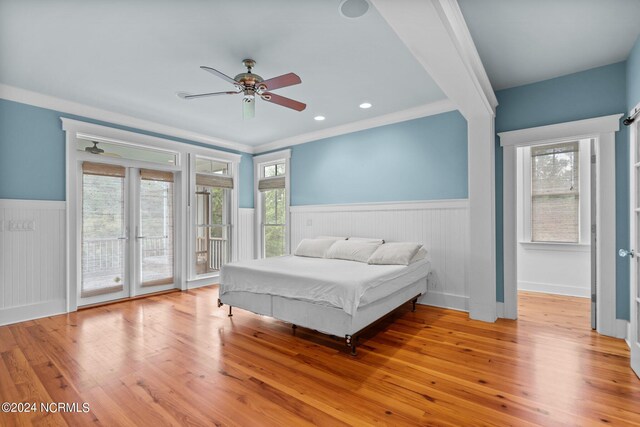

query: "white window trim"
(499, 113), (622, 338)
(62, 118), (242, 310)
(518, 139), (591, 246)
(254, 149), (291, 258)
(187, 153), (240, 284)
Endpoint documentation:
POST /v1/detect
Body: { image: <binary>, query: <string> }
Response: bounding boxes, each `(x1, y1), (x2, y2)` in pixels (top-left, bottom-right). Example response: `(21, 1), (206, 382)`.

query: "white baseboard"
(419, 291), (468, 312)
(518, 281), (590, 298)
(615, 319), (629, 341)
(0, 299), (67, 326)
(186, 275), (220, 290)
(496, 302), (504, 318)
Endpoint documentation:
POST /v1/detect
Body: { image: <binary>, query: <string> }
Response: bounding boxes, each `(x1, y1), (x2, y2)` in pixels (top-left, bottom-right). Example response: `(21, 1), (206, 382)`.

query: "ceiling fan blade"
(261, 92), (306, 111)
(200, 66), (239, 86)
(258, 73), (302, 91)
(177, 91), (239, 100)
(243, 98), (255, 120)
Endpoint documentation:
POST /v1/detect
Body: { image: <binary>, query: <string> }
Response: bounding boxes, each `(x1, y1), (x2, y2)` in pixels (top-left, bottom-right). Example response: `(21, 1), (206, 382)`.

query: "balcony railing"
(82, 236), (171, 275)
(196, 237), (228, 274)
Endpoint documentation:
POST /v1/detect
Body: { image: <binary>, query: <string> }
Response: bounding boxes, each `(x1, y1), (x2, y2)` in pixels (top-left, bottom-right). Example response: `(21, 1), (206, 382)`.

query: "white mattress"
(220, 256), (430, 315)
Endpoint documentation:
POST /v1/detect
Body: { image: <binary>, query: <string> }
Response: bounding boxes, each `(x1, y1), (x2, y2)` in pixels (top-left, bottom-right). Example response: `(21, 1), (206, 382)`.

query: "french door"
(80, 162), (176, 306)
(629, 119), (640, 377)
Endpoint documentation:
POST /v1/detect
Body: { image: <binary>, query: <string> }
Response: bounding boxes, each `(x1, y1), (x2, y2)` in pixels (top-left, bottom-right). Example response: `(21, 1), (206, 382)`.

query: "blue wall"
(494, 62), (630, 319)
(0, 99), (254, 208)
(629, 35), (640, 111)
(290, 110), (468, 205)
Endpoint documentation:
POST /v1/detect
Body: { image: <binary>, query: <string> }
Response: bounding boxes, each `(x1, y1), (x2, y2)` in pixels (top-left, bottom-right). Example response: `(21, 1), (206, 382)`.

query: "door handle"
(619, 249), (635, 258)
(117, 236), (128, 240)
(136, 236), (146, 239)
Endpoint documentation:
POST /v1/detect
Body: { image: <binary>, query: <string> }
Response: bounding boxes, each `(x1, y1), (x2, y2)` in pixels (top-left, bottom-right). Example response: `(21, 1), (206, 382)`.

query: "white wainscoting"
(290, 199), (470, 312)
(0, 199), (66, 326)
(238, 208), (255, 261)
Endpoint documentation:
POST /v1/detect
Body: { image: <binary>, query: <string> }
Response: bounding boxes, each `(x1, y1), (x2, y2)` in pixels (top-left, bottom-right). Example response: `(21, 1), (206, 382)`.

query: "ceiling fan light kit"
(178, 59), (306, 119)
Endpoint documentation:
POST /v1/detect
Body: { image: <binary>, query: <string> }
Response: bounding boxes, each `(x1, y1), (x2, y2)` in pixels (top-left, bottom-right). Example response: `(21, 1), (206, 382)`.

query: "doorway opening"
(499, 114), (621, 338)
(515, 139), (594, 329)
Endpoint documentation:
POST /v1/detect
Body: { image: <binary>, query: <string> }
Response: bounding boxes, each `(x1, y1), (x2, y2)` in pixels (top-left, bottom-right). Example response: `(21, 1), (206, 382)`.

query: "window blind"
(531, 142), (579, 243)
(196, 173), (233, 189)
(258, 176), (285, 192)
(82, 161), (125, 177)
(140, 169), (174, 182)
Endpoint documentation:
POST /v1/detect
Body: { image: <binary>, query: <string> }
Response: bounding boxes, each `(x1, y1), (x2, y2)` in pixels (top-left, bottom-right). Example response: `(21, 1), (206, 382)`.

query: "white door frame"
(499, 114), (623, 337)
(627, 103), (640, 375)
(62, 118), (241, 311)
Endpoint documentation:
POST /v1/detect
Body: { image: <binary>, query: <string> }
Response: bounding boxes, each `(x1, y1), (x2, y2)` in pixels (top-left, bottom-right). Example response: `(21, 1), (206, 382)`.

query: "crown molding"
(254, 98), (456, 154)
(0, 84), (254, 154)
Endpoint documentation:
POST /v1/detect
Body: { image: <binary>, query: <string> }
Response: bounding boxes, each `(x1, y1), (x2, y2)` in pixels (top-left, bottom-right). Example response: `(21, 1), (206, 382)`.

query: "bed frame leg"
(412, 297), (418, 312)
(228, 306), (233, 317)
(292, 324), (297, 331)
(345, 335), (357, 356)
(217, 298), (223, 308)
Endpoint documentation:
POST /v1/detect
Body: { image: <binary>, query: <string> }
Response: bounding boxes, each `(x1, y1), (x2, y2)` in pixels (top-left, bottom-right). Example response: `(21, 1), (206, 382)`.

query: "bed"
(218, 254), (430, 355)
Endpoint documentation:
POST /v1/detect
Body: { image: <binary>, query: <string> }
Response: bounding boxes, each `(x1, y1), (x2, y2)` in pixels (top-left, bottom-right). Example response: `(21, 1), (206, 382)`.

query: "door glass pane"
(195, 185), (230, 275)
(140, 175), (174, 286)
(82, 172), (126, 297)
(263, 188), (286, 257)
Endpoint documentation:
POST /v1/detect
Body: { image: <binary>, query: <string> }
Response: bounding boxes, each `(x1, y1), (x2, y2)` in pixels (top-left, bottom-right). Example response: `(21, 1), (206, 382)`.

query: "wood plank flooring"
(0, 288), (638, 426)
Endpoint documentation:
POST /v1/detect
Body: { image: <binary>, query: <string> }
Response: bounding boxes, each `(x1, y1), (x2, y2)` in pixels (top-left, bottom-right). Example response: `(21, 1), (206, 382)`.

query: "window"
(530, 142), (579, 243)
(263, 162), (285, 177)
(255, 151), (290, 258)
(196, 157), (229, 175)
(194, 157), (233, 275)
(77, 137), (178, 165)
(262, 187), (286, 257)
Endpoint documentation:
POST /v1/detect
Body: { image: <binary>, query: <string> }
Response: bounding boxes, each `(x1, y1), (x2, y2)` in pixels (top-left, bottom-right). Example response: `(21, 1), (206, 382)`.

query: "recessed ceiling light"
(359, 102), (372, 109)
(339, 0), (370, 19)
(314, 116), (326, 121)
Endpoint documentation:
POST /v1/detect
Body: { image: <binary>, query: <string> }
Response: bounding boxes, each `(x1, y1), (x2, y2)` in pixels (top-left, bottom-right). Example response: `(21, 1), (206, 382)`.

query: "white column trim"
(467, 115), (497, 322)
(370, 0), (497, 118)
(502, 145), (518, 319)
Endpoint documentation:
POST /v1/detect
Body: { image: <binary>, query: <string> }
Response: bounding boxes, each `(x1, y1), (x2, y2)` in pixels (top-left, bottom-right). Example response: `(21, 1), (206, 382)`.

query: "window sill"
(518, 241), (590, 252)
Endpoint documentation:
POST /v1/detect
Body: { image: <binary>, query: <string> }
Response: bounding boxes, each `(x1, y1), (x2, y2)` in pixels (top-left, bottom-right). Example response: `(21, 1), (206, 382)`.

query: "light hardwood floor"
(0, 288), (638, 426)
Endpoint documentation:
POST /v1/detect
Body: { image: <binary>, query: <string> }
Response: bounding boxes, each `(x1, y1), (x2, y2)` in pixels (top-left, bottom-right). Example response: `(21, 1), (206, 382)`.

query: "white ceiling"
(458, 0), (640, 90)
(0, 0), (445, 148)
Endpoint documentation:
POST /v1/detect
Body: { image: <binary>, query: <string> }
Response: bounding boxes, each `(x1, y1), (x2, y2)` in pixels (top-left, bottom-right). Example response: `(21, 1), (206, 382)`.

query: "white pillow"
(349, 237), (385, 244)
(367, 242), (422, 265)
(326, 240), (382, 263)
(410, 246), (428, 264)
(294, 238), (338, 258)
(317, 235), (347, 240)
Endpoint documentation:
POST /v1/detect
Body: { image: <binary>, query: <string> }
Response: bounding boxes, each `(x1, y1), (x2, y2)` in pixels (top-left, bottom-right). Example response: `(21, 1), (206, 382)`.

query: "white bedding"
(220, 256), (430, 315)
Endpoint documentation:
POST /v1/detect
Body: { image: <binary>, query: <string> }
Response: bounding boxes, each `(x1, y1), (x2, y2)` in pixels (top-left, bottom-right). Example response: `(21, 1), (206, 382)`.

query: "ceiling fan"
(177, 59), (306, 119)
(84, 141), (121, 158)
